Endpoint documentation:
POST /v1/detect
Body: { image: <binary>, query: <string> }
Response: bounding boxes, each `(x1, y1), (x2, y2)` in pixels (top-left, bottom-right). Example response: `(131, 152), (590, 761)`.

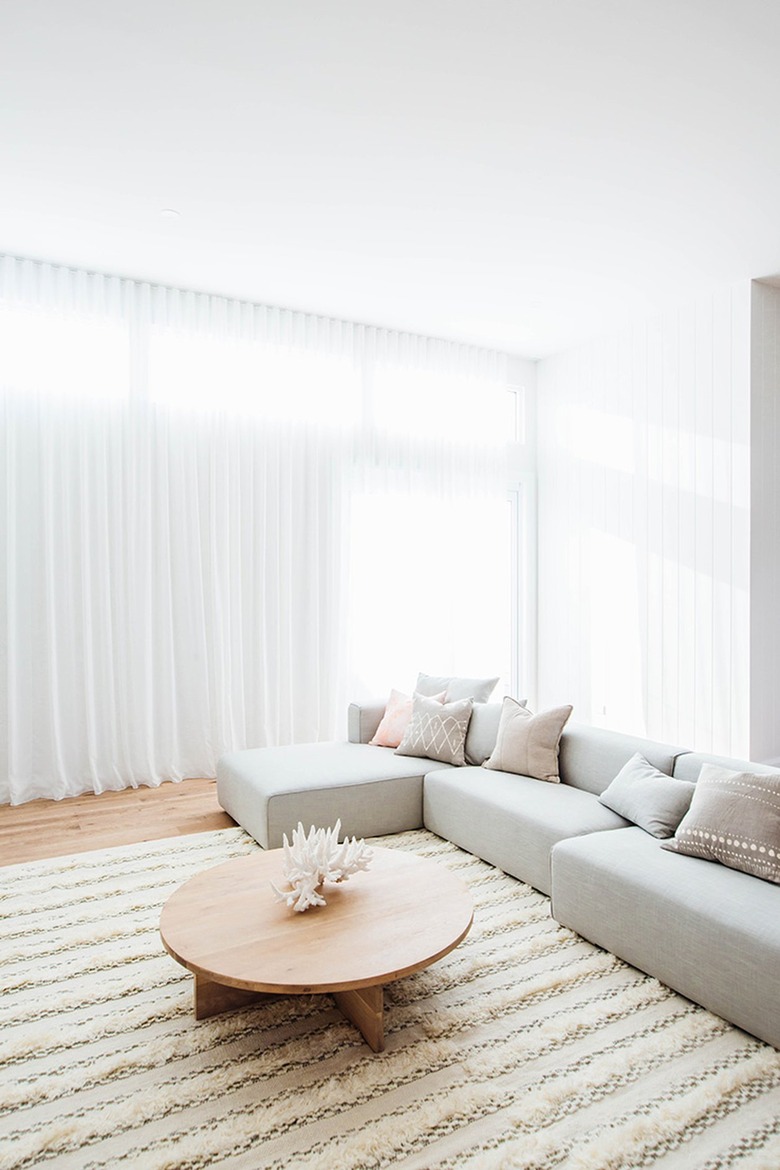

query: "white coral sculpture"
(270, 819), (373, 912)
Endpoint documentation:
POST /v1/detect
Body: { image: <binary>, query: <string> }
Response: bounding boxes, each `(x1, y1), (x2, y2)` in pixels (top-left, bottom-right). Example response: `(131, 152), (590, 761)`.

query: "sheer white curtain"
(0, 256), (511, 804)
(345, 364), (515, 699)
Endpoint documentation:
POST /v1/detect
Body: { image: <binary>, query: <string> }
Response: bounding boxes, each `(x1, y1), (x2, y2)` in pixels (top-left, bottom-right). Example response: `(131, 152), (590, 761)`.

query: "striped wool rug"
(1, 828), (779, 1170)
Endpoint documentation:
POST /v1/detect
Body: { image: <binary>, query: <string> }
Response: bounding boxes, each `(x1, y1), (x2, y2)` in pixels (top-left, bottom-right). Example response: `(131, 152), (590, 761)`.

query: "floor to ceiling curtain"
(0, 256), (511, 804)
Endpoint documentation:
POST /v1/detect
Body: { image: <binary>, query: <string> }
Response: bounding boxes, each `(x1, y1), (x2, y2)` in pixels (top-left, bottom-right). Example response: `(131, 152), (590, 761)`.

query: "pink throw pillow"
(369, 688), (445, 748)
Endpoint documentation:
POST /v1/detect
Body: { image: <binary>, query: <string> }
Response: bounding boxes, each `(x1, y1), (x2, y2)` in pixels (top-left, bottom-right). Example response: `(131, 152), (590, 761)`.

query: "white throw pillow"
(415, 672), (499, 704)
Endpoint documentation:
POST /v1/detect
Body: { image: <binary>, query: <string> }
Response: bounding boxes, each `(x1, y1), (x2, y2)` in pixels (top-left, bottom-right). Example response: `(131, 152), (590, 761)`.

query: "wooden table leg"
(192, 973), (385, 1052)
(194, 974), (273, 1020)
(333, 985), (385, 1052)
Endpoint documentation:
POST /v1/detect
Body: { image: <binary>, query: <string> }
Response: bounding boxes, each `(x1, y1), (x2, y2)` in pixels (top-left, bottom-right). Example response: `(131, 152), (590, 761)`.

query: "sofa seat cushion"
(550, 827), (780, 1049)
(217, 743), (451, 849)
(423, 766), (629, 894)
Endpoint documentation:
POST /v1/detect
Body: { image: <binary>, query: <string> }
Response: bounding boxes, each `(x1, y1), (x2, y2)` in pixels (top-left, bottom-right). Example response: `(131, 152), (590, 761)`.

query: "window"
(1, 255), (525, 801)
(347, 489), (515, 699)
(0, 304), (128, 401)
(148, 328), (361, 425)
(372, 365), (514, 444)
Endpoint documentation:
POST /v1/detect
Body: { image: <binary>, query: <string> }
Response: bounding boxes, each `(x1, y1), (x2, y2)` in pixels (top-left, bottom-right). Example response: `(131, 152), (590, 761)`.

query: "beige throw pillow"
(395, 693), (474, 766)
(483, 698), (573, 782)
(661, 764), (780, 884)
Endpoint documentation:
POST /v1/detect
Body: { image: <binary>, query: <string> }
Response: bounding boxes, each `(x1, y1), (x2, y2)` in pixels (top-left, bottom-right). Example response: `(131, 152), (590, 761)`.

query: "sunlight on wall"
(588, 529), (646, 736)
(647, 424), (750, 510)
(562, 405), (635, 475)
(537, 283), (755, 756)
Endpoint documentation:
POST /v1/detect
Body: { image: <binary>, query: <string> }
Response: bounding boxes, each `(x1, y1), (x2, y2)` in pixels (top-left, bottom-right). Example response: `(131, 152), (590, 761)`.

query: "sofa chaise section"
(217, 742), (451, 849)
(550, 825), (780, 1049)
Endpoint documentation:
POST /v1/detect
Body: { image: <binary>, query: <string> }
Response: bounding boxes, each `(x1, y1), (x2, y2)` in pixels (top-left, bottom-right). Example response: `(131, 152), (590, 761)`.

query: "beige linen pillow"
(483, 698), (573, 782)
(396, 693), (474, 766)
(661, 763), (780, 884)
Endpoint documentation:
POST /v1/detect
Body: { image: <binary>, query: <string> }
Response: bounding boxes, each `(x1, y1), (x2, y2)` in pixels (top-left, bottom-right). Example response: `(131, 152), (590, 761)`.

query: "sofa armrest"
(348, 701), (386, 744)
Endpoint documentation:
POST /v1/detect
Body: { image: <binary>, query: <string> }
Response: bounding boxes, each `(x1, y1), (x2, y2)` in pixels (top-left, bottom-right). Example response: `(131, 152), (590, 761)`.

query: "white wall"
(750, 281), (780, 762)
(536, 282), (754, 756)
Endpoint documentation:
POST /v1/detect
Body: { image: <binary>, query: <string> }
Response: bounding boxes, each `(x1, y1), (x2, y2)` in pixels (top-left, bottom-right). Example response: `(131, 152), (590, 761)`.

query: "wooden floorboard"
(0, 777), (237, 867)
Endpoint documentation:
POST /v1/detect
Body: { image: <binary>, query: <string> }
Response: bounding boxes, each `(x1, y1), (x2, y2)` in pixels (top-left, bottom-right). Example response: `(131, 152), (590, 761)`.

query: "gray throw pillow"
(463, 700), (528, 765)
(599, 753), (695, 838)
(396, 693), (474, 766)
(464, 702), (504, 766)
(415, 672), (499, 704)
(482, 698), (572, 783)
(661, 763), (780, 884)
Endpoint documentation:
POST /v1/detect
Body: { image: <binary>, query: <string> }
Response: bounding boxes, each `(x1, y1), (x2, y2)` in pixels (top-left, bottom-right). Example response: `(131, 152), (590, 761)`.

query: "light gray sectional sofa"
(216, 700), (780, 1049)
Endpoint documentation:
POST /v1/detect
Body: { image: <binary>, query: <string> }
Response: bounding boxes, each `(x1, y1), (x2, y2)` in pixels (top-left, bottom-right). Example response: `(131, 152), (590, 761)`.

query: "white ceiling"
(2, 0), (779, 358)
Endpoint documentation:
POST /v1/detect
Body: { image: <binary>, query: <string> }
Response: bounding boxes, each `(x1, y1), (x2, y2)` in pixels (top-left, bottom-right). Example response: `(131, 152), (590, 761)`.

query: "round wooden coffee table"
(160, 845), (473, 1052)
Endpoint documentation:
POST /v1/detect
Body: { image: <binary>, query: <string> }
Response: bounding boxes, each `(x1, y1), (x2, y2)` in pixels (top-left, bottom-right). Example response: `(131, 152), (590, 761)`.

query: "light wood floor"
(0, 778), (237, 867)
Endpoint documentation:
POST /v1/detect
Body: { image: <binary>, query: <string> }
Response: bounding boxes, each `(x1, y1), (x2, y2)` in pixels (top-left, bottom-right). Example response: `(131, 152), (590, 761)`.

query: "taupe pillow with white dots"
(661, 763), (780, 884)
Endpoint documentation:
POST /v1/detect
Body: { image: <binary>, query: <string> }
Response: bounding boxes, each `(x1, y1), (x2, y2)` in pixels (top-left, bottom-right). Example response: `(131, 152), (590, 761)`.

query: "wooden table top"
(160, 845), (473, 995)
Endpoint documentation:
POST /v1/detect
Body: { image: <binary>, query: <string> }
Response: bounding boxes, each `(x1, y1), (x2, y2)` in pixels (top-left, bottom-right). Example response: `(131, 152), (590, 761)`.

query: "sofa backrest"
(464, 702), (503, 765)
(559, 722), (681, 795)
(672, 750), (780, 784)
(347, 702), (386, 744)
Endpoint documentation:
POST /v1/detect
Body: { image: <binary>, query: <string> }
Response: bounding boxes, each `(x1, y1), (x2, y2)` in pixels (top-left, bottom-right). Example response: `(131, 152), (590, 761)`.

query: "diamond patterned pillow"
(395, 693), (474, 766)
